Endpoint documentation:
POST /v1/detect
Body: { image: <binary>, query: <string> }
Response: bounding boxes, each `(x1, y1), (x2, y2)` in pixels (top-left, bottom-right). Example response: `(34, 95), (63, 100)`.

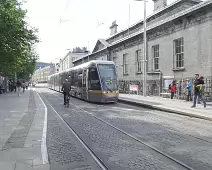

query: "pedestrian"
(61, 79), (71, 105)
(22, 81), (26, 93)
(16, 80), (22, 97)
(8, 80), (12, 92)
(199, 76), (206, 105)
(13, 81), (17, 92)
(191, 74), (206, 108)
(186, 79), (192, 101)
(11, 80), (14, 92)
(170, 80), (177, 99)
(25, 81), (29, 90)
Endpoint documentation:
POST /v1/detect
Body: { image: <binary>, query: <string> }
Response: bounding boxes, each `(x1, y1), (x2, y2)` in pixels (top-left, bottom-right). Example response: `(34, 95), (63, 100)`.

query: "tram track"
(48, 88), (212, 145)
(41, 94), (109, 170)
(40, 89), (196, 170)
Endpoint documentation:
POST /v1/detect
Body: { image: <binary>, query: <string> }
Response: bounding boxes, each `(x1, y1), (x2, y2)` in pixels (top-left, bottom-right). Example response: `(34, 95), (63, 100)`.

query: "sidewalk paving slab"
(119, 94), (212, 121)
(0, 89), (50, 170)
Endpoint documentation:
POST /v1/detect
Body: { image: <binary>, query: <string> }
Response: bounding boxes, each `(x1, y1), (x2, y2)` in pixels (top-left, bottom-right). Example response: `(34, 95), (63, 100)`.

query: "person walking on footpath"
(25, 81), (29, 90)
(22, 81), (26, 93)
(8, 80), (12, 92)
(199, 76), (206, 106)
(186, 79), (192, 101)
(61, 79), (71, 105)
(170, 80), (177, 99)
(191, 74), (206, 108)
(197, 76), (205, 104)
(16, 80), (22, 97)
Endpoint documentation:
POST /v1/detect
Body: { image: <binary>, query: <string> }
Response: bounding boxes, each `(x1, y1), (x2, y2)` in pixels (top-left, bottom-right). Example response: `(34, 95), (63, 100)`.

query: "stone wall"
(109, 7), (212, 81)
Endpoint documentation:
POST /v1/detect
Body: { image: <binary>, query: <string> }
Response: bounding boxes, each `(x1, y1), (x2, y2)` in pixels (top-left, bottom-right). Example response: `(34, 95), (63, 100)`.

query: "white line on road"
(36, 90), (49, 164)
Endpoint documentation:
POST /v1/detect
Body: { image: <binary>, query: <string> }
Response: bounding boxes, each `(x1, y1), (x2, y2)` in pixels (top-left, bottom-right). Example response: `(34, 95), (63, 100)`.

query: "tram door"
(82, 69), (88, 100)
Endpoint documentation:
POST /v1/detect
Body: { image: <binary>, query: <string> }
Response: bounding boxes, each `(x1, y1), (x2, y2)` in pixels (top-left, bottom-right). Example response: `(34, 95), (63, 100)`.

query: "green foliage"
(0, 0), (39, 79)
(72, 47), (87, 53)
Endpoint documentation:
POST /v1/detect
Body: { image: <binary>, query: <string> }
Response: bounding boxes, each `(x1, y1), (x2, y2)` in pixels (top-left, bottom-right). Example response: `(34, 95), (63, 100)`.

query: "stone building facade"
(59, 51), (89, 73)
(32, 65), (56, 83)
(73, 0), (212, 98)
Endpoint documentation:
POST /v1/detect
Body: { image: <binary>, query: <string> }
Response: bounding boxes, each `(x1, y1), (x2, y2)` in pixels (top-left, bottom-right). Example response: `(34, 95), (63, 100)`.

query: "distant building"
(73, 0), (212, 97)
(32, 65), (56, 83)
(59, 51), (89, 72)
(35, 62), (53, 70)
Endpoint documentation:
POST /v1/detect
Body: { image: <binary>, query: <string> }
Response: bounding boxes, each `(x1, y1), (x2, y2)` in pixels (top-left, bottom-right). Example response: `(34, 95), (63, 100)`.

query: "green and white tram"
(48, 60), (119, 103)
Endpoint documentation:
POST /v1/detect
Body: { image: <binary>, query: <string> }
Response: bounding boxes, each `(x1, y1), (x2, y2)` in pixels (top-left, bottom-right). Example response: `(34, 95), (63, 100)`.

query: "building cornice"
(73, 0), (211, 64)
(110, 0), (211, 47)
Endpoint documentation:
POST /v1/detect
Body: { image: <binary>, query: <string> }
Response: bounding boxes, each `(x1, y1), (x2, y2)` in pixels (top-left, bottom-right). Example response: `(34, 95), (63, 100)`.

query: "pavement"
(119, 94), (212, 121)
(0, 88), (49, 170)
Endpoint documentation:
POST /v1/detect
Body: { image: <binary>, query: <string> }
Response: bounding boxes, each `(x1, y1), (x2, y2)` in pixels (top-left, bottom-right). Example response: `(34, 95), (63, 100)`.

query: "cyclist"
(61, 79), (71, 105)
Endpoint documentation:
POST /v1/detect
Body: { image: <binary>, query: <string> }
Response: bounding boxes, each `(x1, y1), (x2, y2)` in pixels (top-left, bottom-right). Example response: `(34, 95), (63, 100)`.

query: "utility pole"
(143, 0), (147, 97)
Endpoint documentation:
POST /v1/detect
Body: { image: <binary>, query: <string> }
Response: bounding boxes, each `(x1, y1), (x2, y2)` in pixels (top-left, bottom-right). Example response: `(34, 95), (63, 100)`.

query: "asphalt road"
(37, 88), (212, 170)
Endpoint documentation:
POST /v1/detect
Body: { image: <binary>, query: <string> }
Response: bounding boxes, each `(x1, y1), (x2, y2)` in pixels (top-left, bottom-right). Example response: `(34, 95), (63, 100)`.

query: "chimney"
(152, 0), (167, 11)
(110, 20), (118, 36)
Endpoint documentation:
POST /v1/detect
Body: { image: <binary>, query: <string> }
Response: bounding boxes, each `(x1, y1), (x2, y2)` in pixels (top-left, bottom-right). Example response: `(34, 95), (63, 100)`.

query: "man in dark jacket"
(191, 74), (206, 108)
(61, 79), (71, 105)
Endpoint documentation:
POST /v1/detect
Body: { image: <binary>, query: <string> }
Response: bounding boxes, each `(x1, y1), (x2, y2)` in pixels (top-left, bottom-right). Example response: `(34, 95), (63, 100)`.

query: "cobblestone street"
(37, 88), (212, 170)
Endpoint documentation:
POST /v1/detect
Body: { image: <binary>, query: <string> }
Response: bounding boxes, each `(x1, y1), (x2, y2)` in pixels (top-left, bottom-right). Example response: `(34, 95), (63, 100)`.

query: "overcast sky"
(22, 0), (188, 63)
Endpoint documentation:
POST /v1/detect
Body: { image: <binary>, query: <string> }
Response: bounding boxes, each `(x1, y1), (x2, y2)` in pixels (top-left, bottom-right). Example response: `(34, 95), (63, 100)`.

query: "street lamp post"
(134, 0), (147, 97)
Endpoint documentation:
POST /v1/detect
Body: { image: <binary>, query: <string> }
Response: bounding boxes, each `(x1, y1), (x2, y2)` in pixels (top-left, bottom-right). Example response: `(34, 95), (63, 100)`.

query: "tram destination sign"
(98, 64), (115, 70)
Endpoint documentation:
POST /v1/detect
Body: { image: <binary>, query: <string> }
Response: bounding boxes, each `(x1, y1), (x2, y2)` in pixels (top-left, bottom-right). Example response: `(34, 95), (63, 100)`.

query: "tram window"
(73, 71), (78, 86)
(78, 74), (82, 87)
(82, 72), (86, 87)
(88, 68), (101, 90)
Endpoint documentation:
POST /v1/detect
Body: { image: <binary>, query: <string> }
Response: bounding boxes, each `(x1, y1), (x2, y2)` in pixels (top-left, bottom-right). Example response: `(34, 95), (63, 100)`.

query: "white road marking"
(9, 111), (19, 113)
(36, 90), (49, 164)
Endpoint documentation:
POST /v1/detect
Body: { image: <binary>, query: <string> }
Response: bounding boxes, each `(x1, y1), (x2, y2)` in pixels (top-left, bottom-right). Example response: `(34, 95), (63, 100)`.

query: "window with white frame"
(152, 45), (159, 70)
(136, 50), (142, 73)
(123, 53), (128, 74)
(174, 38), (184, 68)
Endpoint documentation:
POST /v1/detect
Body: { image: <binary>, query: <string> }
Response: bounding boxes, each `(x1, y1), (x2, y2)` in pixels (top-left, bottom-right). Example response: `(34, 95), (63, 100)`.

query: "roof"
(106, 0), (202, 41)
(74, 46), (107, 63)
(110, 0), (211, 46)
(99, 39), (110, 47)
(73, 0), (211, 64)
(70, 60), (114, 71)
(50, 60), (115, 77)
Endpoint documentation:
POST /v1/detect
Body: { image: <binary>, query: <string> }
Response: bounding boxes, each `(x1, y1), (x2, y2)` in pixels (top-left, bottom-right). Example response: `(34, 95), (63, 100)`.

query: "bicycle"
(65, 94), (70, 108)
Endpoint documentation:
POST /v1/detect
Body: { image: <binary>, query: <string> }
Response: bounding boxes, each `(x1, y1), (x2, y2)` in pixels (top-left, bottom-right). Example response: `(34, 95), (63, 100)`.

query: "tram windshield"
(98, 64), (118, 91)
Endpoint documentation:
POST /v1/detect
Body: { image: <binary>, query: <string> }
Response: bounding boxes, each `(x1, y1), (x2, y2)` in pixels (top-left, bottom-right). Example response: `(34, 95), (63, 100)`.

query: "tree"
(0, 0), (39, 79)
(72, 47), (87, 53)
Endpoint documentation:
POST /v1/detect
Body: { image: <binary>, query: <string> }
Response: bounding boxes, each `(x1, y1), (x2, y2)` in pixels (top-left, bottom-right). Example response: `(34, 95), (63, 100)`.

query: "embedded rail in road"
(39, 88), (200, 170)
